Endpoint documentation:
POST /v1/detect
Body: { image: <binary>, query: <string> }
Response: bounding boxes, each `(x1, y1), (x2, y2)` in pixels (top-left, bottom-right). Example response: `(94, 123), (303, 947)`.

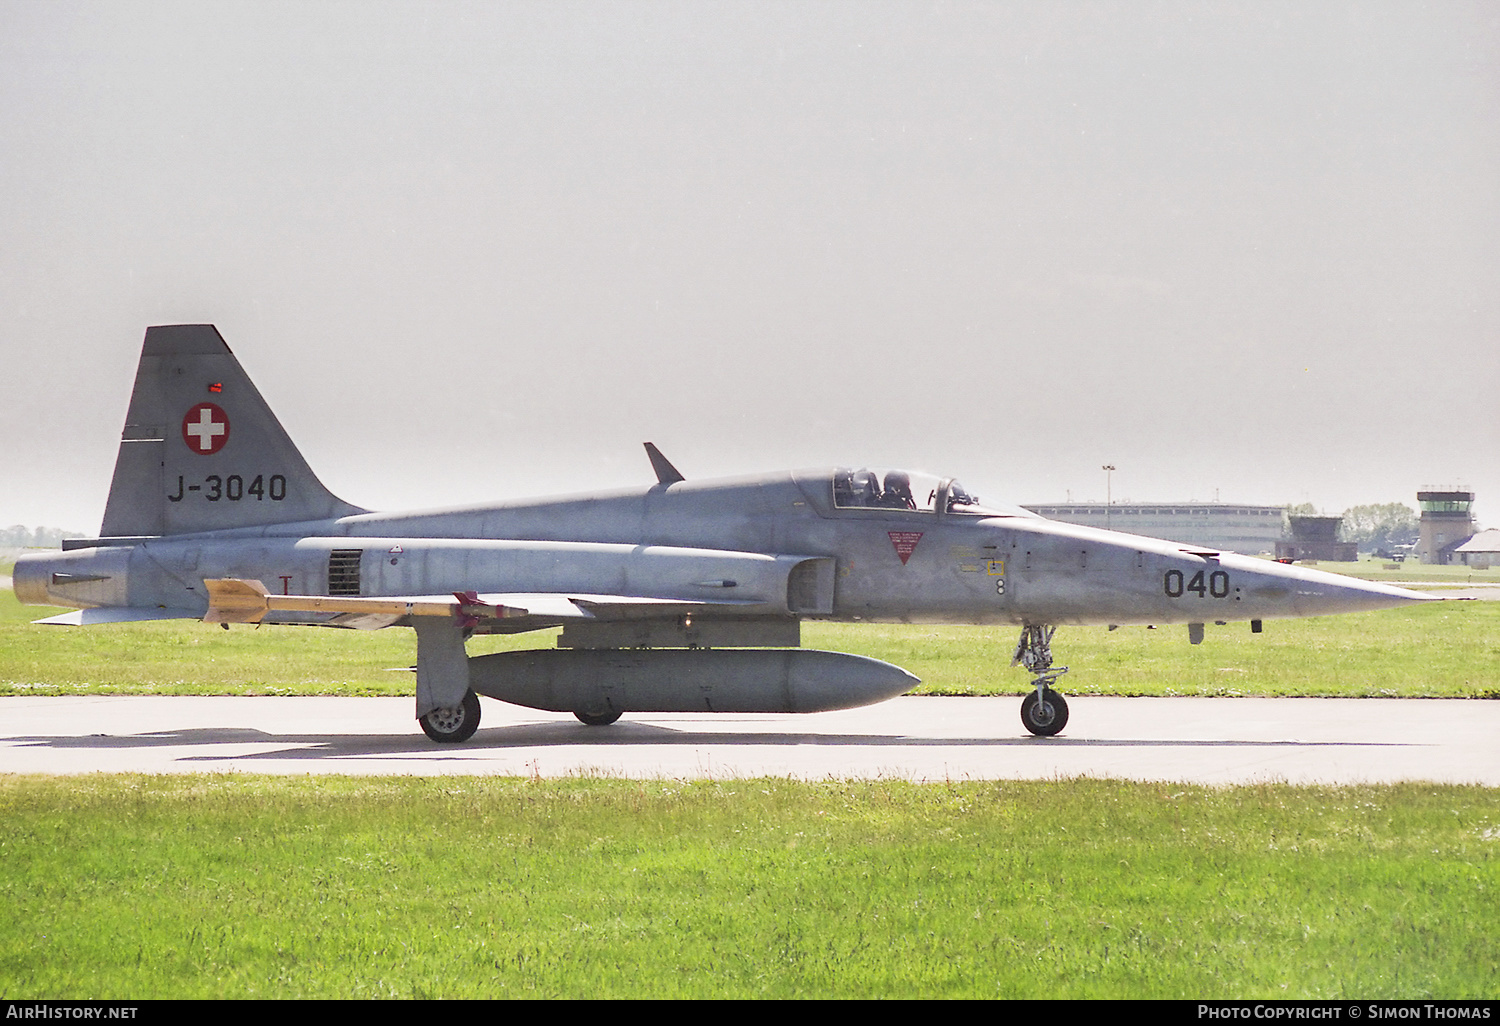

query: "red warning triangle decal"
(888, 531), (923, 565)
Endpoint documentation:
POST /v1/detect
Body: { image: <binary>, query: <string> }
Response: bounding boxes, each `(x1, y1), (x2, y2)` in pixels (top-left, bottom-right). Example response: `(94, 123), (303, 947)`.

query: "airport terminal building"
(1021, 502), (1287, 554)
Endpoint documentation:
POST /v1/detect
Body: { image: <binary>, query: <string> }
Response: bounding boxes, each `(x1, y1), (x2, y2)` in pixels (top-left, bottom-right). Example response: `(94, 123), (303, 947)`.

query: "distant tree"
(1341, 503), (1419, 554)
(0, 525), (85, 547)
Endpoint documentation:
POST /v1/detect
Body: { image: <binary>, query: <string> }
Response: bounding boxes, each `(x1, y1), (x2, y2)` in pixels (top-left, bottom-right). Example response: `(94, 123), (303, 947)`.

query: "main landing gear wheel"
(420, 689), (481, 743)
(1020, 688), (1069, 737)
(574, 709), (622, 726)
(1013, 624), (1069, 737)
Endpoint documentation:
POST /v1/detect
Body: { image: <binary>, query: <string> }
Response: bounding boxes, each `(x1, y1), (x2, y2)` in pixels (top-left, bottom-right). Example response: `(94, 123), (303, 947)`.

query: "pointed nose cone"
(1288, 573), (1435, 617)
(1229, 555), (1437, 618)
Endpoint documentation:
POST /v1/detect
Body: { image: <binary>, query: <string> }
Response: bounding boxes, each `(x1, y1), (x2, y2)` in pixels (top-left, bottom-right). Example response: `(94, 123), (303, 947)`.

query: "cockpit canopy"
(830, 468), (1034, 518)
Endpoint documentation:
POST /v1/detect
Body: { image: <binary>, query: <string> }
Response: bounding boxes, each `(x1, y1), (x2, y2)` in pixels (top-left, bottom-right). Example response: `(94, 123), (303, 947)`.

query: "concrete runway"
(2, 694), (1497, 785)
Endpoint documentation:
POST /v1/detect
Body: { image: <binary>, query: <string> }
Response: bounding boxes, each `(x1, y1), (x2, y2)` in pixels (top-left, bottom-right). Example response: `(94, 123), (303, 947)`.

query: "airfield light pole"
(1102, 465), (1115, 528)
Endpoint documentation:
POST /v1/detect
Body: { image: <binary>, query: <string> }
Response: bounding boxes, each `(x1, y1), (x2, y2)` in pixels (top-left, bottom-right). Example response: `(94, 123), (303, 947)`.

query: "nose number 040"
(1164, 568), (1230, 599)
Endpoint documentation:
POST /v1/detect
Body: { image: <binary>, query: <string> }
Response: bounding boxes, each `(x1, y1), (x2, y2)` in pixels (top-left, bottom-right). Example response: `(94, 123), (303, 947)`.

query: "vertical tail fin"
(99, 324), (366, 537)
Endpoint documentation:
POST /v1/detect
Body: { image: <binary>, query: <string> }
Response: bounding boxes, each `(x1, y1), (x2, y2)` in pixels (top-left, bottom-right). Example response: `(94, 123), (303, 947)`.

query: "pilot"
(849, 469), (880, 507)
(946, 481), (977, 511)
(882, 471), (917, 510)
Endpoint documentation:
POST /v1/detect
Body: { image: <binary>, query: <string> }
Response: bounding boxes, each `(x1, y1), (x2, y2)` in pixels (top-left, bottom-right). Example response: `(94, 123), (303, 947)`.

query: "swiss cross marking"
(888, 531), (923, 565)
(182, 403), (231, 454)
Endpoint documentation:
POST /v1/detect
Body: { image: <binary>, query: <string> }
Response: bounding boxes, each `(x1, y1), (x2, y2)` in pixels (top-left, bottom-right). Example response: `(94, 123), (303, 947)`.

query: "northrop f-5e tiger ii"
(13, 325), (1432, 741)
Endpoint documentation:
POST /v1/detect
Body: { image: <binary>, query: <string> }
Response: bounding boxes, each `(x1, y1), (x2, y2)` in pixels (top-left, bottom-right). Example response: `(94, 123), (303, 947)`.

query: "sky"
(2, 0), (1496, 534)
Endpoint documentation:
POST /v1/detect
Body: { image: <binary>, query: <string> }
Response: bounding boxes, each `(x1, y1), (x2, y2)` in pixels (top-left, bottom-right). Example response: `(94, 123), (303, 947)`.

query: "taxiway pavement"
(2, 695), (1496, 784)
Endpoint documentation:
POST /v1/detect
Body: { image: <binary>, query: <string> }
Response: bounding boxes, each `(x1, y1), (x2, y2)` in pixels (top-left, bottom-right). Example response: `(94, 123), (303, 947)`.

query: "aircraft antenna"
(644, 442), (685, 485)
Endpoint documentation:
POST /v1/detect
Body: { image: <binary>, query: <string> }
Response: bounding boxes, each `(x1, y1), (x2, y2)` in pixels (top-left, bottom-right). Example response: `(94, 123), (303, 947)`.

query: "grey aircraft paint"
(13, 325), (1433, 741)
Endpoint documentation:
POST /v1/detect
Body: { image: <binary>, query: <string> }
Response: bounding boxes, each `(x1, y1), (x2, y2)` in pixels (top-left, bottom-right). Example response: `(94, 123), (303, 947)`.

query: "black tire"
(420, 690), (481, 743)
(575, 708), (622, 726)
(1020, 688), (1068, 737)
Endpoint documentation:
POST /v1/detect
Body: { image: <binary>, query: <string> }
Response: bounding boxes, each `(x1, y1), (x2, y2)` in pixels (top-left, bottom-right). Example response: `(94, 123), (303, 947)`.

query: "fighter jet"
(13, 325), (1432, 741)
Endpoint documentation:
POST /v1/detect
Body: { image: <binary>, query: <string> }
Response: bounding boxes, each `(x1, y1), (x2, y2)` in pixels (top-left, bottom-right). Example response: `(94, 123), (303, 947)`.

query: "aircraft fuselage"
(18, 469), (1419, 630)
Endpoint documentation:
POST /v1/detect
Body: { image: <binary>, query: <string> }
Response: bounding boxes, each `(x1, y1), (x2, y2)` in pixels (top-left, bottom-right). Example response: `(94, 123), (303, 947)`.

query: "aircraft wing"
(203, 579), (765, 631)
(326, 592), (766, 630)
(460, 592), (763, 619)
(33, 607), (202, 626)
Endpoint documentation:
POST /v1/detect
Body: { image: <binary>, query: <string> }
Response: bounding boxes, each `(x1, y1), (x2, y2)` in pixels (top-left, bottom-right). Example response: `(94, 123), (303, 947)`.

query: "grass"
(0, 774), (1495, 999)
(4, 586), (1495, 699)
(1282, 556), (1497, 586)
(5, 556), (1498, 999)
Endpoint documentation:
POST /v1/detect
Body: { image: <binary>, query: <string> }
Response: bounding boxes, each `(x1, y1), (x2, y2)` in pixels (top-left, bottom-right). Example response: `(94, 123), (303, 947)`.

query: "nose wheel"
(1020, 686), (1069, 736)
(1013, 625), (1070, 737)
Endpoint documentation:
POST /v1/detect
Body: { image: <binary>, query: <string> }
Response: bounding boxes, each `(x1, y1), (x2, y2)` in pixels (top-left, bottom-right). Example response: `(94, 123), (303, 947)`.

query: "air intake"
(328, 549), (363, 596)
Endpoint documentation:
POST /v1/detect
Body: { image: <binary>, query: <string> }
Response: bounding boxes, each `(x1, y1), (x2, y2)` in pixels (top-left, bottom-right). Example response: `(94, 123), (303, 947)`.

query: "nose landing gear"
(1013, 625), (1069, 737)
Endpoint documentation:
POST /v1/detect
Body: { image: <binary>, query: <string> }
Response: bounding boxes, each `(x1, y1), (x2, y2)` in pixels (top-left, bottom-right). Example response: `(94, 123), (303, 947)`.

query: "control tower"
(1414, 490), (1476, 565)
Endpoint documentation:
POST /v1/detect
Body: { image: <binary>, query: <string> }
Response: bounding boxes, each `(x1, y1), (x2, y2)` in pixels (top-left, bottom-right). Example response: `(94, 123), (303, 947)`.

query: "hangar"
(1454, 528), (1500, 569)
(1020, 503), (1286, 554)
